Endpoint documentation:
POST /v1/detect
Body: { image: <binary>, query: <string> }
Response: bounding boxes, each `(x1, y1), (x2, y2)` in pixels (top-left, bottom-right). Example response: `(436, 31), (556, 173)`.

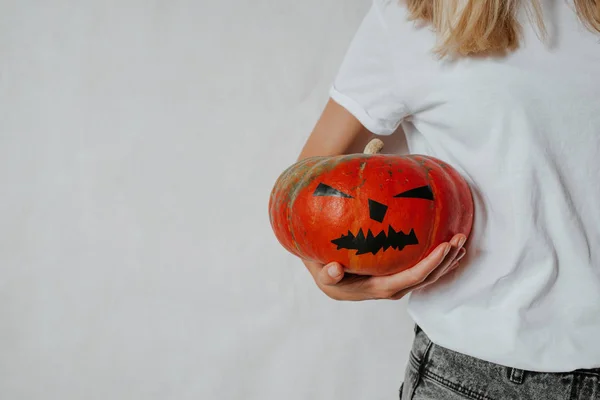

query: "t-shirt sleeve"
(329, 1), (409, 136)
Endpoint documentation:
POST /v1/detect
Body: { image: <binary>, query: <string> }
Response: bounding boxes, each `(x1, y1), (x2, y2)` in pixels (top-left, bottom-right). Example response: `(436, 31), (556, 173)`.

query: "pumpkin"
(268, 139), (474, 276)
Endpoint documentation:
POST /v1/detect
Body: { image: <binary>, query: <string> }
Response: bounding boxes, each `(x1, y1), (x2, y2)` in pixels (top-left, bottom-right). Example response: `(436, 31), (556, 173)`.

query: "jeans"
(400, 326), (600, 400)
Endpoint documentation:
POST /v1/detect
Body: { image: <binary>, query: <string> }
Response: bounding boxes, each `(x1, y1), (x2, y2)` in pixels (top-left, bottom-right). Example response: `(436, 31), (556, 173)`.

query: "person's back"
(296, 0), (600, 398)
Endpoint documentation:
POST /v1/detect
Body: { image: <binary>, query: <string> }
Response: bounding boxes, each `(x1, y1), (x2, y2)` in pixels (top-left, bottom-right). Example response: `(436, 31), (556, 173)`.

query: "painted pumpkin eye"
(394, 185), (434, 201)
(313, 183), (353, 198)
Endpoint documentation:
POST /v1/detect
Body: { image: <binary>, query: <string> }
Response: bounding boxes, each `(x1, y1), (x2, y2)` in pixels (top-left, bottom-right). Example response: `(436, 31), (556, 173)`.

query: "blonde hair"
(405, 0), (600, 57)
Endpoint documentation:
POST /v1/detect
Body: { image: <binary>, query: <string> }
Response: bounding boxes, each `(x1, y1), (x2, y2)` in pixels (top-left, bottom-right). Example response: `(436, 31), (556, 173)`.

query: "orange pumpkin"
(268, 139), (474, 276)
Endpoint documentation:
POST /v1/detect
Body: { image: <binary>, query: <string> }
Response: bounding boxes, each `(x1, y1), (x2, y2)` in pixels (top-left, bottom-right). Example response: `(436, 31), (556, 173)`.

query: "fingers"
(451, 247), (467, 268)
(303, 259), (345, 287)
(373, 241), (453, 294)
(382, 234), (466, 300)
(423, 247), (466, 284)
(302, 233), (468, 302)
(388, 245), (467, 300)
(320, 262), (345, 286)
(446, 234), (466, 264)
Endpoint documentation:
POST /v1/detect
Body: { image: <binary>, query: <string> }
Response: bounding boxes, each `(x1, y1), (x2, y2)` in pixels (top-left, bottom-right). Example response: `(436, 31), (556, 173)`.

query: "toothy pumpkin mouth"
(331, 226), (419, 255)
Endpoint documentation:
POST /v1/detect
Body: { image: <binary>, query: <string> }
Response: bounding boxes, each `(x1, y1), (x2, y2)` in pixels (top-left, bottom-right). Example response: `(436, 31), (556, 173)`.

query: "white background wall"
(0, 1), (415, 399)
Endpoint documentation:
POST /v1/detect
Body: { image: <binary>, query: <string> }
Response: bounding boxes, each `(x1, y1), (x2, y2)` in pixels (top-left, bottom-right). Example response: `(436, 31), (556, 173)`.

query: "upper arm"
(299, 1), (408, 161)
(328, 2), (408, 135)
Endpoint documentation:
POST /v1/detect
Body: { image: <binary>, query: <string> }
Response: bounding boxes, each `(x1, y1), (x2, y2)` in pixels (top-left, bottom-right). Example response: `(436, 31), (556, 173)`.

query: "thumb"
(319, 262), (345, 286)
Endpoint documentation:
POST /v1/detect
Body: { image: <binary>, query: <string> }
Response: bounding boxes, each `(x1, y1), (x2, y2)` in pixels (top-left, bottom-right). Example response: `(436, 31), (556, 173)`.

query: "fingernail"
(443, 244), (451, 257)
(328, 265), (340, 278)
(458, 236), (466, 248)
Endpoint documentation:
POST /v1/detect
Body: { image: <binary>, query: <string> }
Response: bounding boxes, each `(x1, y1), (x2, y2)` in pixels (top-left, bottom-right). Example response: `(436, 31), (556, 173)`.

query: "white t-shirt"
(330, 0), (600, 372)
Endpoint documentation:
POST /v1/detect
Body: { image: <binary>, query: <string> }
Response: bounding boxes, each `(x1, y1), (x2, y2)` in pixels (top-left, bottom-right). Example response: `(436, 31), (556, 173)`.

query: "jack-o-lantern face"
(269, 148), (473, 276)
(313, 182), (433, 256)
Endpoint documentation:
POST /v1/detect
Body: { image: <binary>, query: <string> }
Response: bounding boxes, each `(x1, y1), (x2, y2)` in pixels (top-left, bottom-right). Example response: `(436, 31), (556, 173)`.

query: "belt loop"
(508, 368), (525, 384)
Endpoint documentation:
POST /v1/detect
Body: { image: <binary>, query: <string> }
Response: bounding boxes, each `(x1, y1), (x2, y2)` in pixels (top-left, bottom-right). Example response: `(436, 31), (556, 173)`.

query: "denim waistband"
(402, 325), (600, 400)
(412, 324), (600, 377)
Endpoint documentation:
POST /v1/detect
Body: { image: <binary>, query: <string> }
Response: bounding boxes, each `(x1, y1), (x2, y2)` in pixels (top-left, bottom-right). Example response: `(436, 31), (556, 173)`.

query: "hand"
(303, 234), (467, 301)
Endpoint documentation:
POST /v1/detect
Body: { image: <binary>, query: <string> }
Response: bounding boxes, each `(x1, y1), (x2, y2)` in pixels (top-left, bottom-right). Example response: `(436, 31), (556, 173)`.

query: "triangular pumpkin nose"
(368, 199), (388, 223)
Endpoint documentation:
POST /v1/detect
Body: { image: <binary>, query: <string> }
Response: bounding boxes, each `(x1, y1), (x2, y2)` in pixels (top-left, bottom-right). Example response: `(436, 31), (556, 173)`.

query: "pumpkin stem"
(363, 138), (384, 155)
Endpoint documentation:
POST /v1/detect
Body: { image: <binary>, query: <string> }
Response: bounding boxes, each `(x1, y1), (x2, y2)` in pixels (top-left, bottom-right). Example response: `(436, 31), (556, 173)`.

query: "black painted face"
(313, 183), (434, 255)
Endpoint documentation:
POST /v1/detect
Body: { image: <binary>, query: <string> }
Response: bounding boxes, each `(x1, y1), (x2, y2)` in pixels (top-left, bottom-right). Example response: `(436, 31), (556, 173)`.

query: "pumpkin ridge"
(287, 158), (329, 258)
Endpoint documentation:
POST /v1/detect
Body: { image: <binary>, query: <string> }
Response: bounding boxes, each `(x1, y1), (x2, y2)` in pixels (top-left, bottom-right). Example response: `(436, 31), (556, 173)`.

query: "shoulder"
(368, 0), (438, 66)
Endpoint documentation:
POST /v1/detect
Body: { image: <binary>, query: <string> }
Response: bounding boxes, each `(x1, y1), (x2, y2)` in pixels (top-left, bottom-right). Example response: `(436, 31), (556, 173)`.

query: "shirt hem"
(329, 86), (399, 136)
